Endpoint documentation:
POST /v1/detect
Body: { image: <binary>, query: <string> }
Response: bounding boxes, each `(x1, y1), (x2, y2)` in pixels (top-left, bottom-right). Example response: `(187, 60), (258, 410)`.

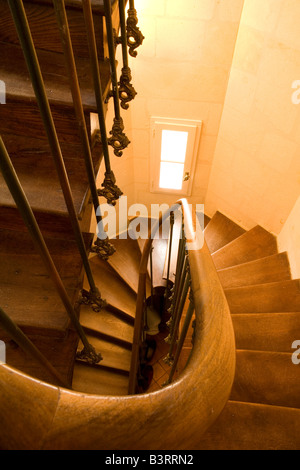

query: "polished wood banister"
(0, 199), (235, 450)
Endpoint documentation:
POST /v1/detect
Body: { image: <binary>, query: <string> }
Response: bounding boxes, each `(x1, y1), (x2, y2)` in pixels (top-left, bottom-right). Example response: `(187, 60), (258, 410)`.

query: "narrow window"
(150, 117), (202, 195)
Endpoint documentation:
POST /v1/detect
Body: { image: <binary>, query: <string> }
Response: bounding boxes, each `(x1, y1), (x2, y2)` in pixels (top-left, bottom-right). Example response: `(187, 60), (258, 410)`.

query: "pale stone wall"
(278, 196), (300, 278)
(116, 0), (244, 211)
(205, 0), (300, 235)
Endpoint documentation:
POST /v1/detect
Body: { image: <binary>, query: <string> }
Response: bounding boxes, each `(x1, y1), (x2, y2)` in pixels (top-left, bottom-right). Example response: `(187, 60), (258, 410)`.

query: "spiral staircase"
(0, 0), (300, 450)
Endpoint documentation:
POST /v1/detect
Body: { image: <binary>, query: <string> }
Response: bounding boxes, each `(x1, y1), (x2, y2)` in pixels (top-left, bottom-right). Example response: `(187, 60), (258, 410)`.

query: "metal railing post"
(81, 0), (123, 208)
(126, 0), (144, 58)
(163, 290), (195, 386)
(103, 0), (130, 156)
(117, 0), (137, 110)
(164, 259), (191, 365)
(52, 0), (116, 262)
(0, 136), (102, 364)
(7, 0), (105, 312)
(164, 211), (175, 310)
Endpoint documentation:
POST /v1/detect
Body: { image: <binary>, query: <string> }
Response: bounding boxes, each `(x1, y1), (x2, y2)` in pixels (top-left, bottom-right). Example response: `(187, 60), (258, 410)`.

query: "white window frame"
(150, 117), (202, 196)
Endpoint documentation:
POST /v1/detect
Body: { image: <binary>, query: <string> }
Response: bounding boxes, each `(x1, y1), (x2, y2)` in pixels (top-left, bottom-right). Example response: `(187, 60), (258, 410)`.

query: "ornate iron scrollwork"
(79, 288), (107, 313)
(118, 66), (137, 110)
(163, 352), (174, 367)
(97, 171), (123, 206)
(126, 7), (144, 58)
(91, 238), (116, 261)
(76, 343), (103, 365)
(108, 117), (130, 157)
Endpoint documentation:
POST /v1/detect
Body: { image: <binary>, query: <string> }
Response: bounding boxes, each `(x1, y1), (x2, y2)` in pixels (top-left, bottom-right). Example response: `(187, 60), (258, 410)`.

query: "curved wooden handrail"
(0, 200), (235, 450)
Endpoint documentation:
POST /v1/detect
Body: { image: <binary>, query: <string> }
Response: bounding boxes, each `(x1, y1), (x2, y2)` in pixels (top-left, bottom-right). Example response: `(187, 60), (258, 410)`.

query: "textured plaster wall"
(278, 196), (300, 278)
(114, 0), (244, 213)
(205, 0), (300, 237)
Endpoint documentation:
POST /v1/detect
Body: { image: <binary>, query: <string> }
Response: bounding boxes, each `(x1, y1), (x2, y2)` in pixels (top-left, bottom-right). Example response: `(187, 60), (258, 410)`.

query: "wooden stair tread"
(0, 228), (92, 336)
(107, 237), (146, 294)
(212, 225), (278, 270)
(129, 217), (168, 288)
(232, 312), (300, 352)
(79, 305), (134, 346)
(87, 256), (136, 321)
(196, 401), (300, 450)
(0, 152), (90, 218)
(0, 42), (111, 111)
(77, 335), (131, 373)
(204, 211), (246, 253)
(231, 350), (300, 409)
(225, 279), (300, 313)
(217, 252), (291, 289)
(72, 362), (129, 396)
(2, 330), (78, 388)
(25, 0), (117, 14)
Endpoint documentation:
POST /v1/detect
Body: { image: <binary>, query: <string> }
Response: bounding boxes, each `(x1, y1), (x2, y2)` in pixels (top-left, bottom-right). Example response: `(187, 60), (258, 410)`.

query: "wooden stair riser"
(0, 0), (105, 59)
(196, 401), (300, 450)
(72, 362), (129, 396)
(212, 226), (278, 270)
(218, 252), (291, 289)
(231, 351), (300, 409)
(1, 132), (102, 163)
(0, 205), (76, 241)
(204, 211), (246, 253)
(232, 313), (300, 353)
(77, 334), (131, 373)
(87, 257), (137, 322)
(0, 228), (93, 337)
(108, 237), (151, 295)
(0, 329), (78, 387)
(79, 306), (134, 348)
(1, 100), (92, 148)
(225, 280), (300, 314)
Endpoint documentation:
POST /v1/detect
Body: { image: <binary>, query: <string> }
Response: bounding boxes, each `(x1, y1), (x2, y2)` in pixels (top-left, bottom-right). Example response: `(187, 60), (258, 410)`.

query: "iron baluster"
(164, 211), (175, 311)
(164, 258), (190, 365)
(7, 0), (106, 314)
(166, 222), (186, 332)
(81, 0), (123, 207)
(52, 0), (116, 261)
(117, 0), (137, 109)
(149, 245), (154, 309)
(126, 0), (144, 57)
(163, 288), (195, 386)
(103, 0), (130, 156)
(0, 136), (102, 365)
